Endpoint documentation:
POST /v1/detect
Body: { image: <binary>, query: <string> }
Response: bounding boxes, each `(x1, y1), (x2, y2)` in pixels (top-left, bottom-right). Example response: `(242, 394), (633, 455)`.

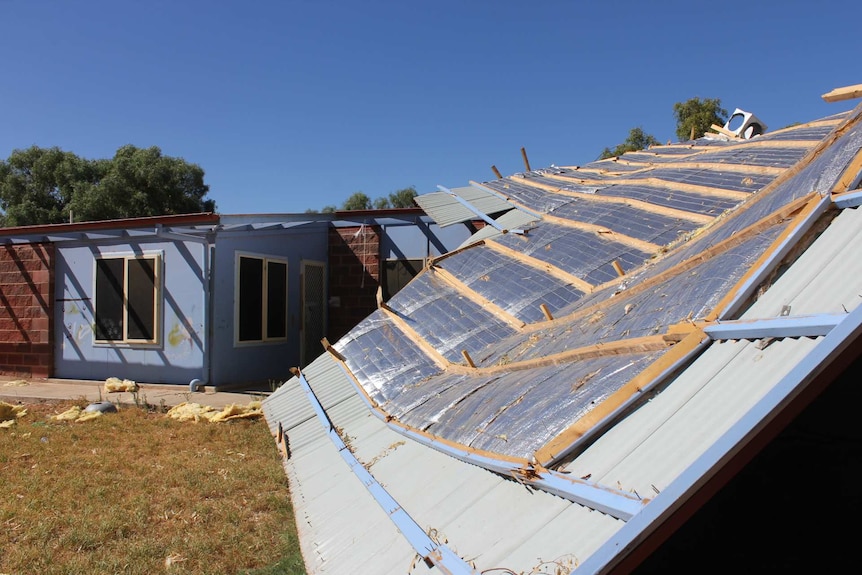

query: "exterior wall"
(0, 243), (54, 378)
(327, 216), (476, 343)
(327, 224), (381, 343)
(53, 239), (207, 385)
(209, 223), (330, 388)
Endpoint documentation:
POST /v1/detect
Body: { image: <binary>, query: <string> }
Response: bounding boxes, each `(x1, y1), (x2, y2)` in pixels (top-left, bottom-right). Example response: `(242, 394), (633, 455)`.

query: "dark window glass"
(127, 258), (156, 340)
(95, 258), (125, 341)
(384, 259), (424, 300)
(238, 256), (264, 341)
(266, 261), (287, 339)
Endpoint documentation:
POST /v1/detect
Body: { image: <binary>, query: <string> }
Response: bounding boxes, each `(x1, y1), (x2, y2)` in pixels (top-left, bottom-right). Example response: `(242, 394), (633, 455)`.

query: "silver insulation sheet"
(437, 247), (586, 324)
(332, 110), (860, 460)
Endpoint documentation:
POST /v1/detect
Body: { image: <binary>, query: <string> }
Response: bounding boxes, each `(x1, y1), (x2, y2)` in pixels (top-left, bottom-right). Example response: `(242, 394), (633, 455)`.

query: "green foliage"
(387, 186), (418, 208)
(0, 145), (216, 227)
(673, 97), (728, 141)
(309, 186), (418, 212)
(598, 127), (660, 160)
(341, 191), (372, 211)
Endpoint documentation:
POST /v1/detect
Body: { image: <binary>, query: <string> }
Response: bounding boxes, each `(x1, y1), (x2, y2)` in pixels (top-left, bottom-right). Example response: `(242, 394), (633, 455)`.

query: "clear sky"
(2, 0), (860, 215)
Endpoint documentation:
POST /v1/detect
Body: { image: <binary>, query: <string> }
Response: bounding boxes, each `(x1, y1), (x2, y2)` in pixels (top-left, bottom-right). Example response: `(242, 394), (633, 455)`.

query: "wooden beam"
(539, 213), (662, 254)
(533, 329), (708, 466)
(378, 307), (450, 370)
(538, 173), (750, 201)
(491, 165), (503, 179)
(430, 267), (526, 331)
(483, 238), (594, 294)
(475, 334), (674, 376)
(705, 193), (828, 321)
(832, 146), (862, 193)
(493, 177), (713, 225)
(521, 147), (532, 171)
(822, 83), (862, 103)
(709, 123), (740, 139)
(605, 160), (785, 177)
(530, 192), (818, 336)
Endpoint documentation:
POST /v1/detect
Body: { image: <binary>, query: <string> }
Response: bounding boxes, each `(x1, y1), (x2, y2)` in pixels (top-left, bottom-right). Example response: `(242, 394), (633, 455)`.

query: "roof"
(263, 99), (862, 574)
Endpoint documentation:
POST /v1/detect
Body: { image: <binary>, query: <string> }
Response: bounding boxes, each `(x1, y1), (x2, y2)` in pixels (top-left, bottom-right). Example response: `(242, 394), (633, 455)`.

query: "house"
(261, 87), (862, 573)
(0, 209), (474, 389)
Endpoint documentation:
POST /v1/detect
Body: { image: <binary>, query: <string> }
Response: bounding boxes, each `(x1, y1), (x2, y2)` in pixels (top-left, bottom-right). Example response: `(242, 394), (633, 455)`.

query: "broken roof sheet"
(264, 100), (862, 574)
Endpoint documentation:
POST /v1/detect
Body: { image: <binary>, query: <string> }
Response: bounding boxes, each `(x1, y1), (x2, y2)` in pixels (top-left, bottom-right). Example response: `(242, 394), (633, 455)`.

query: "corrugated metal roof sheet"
(413, 185), (516, 227)
(264, 105), (862, 574)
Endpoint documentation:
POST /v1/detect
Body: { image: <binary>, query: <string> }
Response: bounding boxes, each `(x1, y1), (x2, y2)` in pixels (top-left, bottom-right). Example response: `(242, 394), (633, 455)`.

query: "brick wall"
(327, 225), (380, 343)
(0, 243), (54, 378)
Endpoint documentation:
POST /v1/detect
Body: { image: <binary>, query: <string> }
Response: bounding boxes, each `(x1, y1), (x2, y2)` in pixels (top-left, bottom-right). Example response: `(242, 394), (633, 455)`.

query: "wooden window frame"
(93, 252), (162, 346)
(235, 252), (288, 345)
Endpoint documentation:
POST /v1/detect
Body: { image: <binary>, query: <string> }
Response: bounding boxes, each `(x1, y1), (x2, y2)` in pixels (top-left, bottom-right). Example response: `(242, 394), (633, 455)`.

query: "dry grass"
(0, 399), (305, 575)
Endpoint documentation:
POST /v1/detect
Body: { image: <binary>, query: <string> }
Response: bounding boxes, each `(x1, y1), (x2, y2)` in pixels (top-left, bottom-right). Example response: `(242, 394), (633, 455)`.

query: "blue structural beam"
(833, 190), (862, 209)
(295, 371), (478, 575)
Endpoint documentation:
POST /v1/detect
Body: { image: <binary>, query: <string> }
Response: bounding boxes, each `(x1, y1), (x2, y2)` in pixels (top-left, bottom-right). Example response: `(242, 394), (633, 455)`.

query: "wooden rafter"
(539, 213), (661, 254)
(430, 267), (526, 330)
(532, 329), (708, 466)
(705, 193), (827, 322)
(605, 160), (784, 177)
(483, 238), (594, 294)
(822, 83), (862, 103)
(502, 177), (713, 225)
(536, 173), (750, 201)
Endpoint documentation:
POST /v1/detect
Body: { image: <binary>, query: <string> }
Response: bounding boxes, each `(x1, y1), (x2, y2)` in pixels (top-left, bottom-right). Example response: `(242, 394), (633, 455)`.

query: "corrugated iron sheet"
(263, 105), (862, 574)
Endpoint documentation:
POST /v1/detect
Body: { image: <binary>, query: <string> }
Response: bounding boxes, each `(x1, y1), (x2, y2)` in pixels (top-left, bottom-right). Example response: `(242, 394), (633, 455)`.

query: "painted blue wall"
(54, 238), (207, 385)
(209, 222), (330, 388)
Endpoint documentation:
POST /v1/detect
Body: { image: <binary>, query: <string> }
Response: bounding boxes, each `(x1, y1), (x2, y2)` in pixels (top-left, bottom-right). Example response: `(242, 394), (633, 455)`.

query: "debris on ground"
(166, 401), (263, 423)
(0, 401), (28, 428)
(51, 405), (104, 423)
(104, 377), (139, 393)
(2, 379), (29, 387)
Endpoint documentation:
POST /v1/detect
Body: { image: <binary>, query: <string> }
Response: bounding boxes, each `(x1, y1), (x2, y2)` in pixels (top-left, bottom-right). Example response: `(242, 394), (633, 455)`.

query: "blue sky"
(2, 0), (860, 215)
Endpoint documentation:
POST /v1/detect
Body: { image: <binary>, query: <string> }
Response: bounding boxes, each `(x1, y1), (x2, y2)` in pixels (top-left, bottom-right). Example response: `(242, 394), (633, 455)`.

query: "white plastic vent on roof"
(724, 108), (767, 139)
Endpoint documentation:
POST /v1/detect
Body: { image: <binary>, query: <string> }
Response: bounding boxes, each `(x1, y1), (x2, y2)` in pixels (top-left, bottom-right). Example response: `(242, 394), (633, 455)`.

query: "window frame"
(93, 251), (163, 347)
(234, 251), (289, 346)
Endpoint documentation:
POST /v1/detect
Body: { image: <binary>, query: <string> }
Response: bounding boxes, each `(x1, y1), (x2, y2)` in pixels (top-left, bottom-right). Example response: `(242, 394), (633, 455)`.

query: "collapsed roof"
(263, 92), (862, 574)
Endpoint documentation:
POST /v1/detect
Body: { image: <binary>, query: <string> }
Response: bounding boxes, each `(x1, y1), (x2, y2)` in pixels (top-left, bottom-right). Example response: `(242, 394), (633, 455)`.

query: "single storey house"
(0, 208), (474, 389)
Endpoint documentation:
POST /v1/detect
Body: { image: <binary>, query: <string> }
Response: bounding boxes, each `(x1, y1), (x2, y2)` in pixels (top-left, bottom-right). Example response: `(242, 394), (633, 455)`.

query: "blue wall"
(209, 222), (330, 388)
(54, 238), (207, 385)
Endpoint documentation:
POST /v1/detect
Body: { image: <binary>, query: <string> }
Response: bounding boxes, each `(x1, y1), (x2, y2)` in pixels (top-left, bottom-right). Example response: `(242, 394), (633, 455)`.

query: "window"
(383, 258), (424, 300)
(237, 254), (287, 343)
(95, 254), (160, 344)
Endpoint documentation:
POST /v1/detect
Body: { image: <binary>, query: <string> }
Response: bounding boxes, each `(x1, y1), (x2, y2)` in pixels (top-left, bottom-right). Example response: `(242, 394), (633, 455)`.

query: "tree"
(0, 146), (98, 227)
(0, 145), (216, 227)
(69, 145), (214, 222)
(598, 127), (660, 160)
(673, 97), (728, 141)
(386, 186), (417, 208)
(341, 192), (372, 211)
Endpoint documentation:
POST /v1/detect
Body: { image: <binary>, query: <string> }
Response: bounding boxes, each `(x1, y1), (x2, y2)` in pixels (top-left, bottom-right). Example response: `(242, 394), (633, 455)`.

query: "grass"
(0, 399), (306, 575)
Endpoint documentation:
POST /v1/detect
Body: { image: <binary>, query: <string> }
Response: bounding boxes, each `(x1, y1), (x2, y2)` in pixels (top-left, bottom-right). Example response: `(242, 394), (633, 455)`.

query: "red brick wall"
(0, 243), (54, 378)
(327, 225), (380, 342)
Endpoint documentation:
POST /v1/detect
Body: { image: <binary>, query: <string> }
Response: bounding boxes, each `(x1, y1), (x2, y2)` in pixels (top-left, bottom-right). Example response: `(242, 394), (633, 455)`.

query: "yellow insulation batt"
(0, 401), (28, 428)
(166, 401), (263, 423)
(51, 405), (104, 423)
(104, 377), (139, 393)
